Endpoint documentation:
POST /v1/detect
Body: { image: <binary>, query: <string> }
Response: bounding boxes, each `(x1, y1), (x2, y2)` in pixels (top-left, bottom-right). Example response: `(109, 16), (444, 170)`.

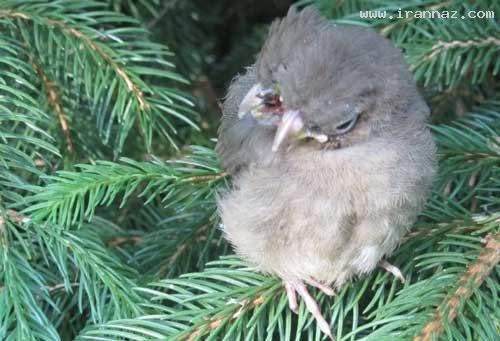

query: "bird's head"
(236, 7), (428, 152)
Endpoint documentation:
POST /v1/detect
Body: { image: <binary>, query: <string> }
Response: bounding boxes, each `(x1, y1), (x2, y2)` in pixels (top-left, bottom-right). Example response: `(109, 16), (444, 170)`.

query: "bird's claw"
(306, 278), (336, 296)
(380, 260), (405, 283)
(284, 280), (335, 340)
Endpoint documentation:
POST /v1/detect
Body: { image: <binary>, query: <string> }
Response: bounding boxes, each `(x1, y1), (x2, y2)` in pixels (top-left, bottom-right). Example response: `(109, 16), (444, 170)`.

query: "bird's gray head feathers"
(216, 6), (429, 173)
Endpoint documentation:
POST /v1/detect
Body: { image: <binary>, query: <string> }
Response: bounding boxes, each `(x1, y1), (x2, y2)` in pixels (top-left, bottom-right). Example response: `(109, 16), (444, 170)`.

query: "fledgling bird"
(216, 6), (436, 338)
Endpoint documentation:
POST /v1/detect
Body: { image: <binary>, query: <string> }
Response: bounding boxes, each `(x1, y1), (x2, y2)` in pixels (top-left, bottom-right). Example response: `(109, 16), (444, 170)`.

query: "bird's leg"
(284, 280), (334, 340)
(285, 281), (298, 313)
(379, 260), (405, 283)
(306, 278), (336, 296)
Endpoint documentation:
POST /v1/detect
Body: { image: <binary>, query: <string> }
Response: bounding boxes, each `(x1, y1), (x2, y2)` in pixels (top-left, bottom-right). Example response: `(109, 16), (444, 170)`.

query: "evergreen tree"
(0, 0), (498, 340)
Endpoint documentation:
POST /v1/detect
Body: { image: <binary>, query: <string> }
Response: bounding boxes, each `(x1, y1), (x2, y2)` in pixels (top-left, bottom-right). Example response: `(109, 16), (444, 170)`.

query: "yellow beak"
(272, 110), (330, 152)
(272, 110), (304, 152)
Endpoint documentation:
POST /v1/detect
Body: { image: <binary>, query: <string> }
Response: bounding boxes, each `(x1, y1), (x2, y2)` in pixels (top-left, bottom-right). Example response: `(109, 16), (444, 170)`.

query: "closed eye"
(335, 115), (359, 135)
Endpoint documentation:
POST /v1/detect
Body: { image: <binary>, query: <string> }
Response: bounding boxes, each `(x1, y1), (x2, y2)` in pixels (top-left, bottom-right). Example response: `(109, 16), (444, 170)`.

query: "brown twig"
(0, 209), (30, 226)
(158, 223), (212, 277)
(64, 27), (148, 111)
(0, 9), (148, 111)
(442, 180), (452, 197)
(31, 59), (73, 154)
(107, 236), (144, 247)
(436, 152), (497, 160)
(0, 9), (29, 20)
(34, 159), (46, 167)
(186, 295), (266, 341)
(424, 37), (500, 62)
(402, 215), (493, 243)
(44, 282), (79, 293)
(187, 172), (228, 183)
(169, 236), (207, 264)
(414, 232), (500, 341)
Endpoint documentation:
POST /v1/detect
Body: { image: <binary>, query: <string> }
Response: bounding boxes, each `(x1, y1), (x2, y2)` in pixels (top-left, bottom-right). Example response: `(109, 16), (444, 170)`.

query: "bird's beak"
(272, 110), (304, 152)
(272, 110), (330, 152)
(238, 83), (264, 118)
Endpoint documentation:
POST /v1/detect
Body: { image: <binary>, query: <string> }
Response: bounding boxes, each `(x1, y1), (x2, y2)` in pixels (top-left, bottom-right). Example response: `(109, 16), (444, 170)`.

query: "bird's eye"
(264, 94), (281, 107)
(335, 115), (359, 135)
(257, 88), (282, 109)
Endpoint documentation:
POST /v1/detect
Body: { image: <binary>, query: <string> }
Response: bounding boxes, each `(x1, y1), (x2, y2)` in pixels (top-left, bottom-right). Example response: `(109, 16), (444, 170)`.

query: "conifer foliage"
(0, 0), (498, 340)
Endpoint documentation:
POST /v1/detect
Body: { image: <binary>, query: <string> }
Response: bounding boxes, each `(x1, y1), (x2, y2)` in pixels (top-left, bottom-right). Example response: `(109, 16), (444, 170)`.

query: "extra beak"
(272, 110), (329, 152)
(272, 110), (304, 152)
(238, 83), (264, 118)
(239, 85), (329, 152)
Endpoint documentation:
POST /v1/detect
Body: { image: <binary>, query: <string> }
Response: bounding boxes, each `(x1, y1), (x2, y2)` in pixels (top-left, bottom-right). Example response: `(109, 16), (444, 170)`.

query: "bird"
(216, 6), (436, 338)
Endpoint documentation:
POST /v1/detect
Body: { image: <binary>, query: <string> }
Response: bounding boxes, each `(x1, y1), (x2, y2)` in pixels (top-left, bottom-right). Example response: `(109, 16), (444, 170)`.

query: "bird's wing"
(215, 67), (276, 174)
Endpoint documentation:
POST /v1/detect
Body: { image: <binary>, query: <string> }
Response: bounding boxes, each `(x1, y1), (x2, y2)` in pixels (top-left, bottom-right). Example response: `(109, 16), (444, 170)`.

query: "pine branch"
(186, 292), (269, 341)
(23, 146), (226, 227)
(77, 212), (499, 340)
(403, 213), (497, 242)
(0, 247), (60, 340)
(0, 37), (61, 212)
(308, 0), (500, 92)
(69, 99), (497, 340)
(427, 100), (500, 217)
(118, 200), (225, 277)
(0, 207), (60, 340)
(2, 209), (145, 325)
(354, 214), (499, 340)
(0, 1), (198, 152)
(30, 57), (74, 154)
(408, 21), (500, 90)
(0, 1), (498, 339)
(424, 37), (500, 61)
(158, 221), (212, 277)
(414, 231), (499, 340)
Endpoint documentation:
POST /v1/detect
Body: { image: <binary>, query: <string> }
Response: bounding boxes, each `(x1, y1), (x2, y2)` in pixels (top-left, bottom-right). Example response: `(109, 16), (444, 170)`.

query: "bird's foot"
(284, 279), (335, 340)
(306, 277), (336, 296)
(379, 260), (405, 283)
